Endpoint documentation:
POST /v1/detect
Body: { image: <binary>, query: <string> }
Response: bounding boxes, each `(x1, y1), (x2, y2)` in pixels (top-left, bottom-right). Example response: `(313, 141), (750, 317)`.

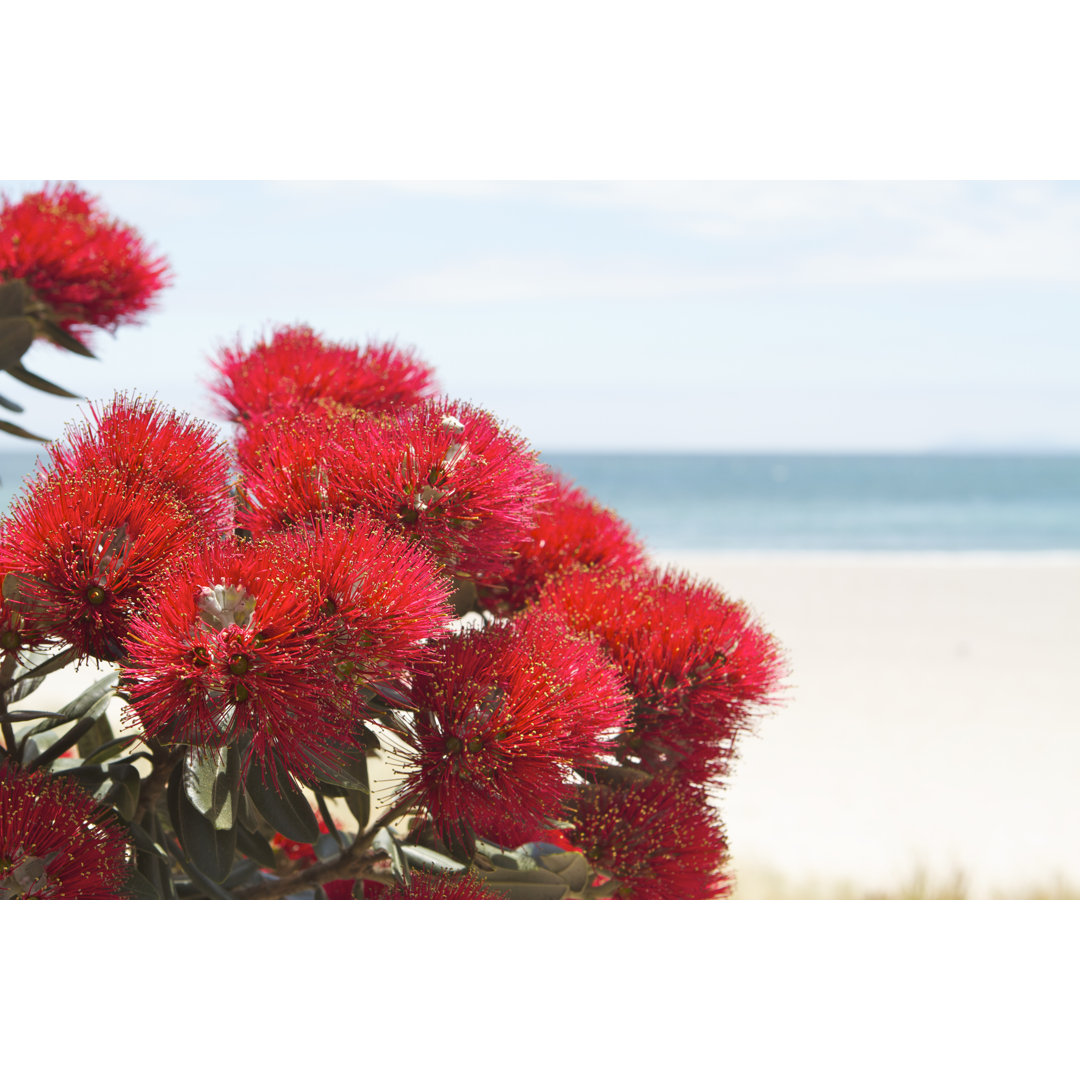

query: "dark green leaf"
(169, 759), (237, 884)
(10, 646), (77, 685)
(299, 737), (371, 793)
(4, 709), (69, 723)
(480, 867), (570, 900)
(104, 763), (141, 822)
(37, 319), (95, 358)
(243, 756), (319, 844)
(0, 280), (29, 319)
(235, 823), (278, 869)
(344, 782), (370, 833)
(82, 733), (141, 766)
(0, 417), (48, 442)
(400, 844), (466, 874)
(125, 868), (160, 900)
(183, 746), (240, 830)
(0, 391), (24, 413)
(5, 360), (81, 399)
(22, 713), (97, 769)
(60, 669), (118, 721)
(0, 316), (34, 372)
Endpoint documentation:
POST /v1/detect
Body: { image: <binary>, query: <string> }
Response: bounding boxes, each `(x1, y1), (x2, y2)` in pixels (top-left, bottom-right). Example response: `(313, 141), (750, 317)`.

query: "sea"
(2, 450), (1078, 553)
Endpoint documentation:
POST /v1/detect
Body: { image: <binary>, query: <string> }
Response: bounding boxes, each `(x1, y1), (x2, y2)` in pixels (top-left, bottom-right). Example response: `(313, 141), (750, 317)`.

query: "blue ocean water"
(2, 450), (1078, 552)
(541, 453), (1080, 552)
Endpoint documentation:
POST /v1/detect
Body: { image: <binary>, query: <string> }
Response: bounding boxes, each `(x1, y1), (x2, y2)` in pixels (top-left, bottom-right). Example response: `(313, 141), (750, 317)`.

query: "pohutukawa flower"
(48, 394), (234, 535)
(239, 398), (545, 579)
(276, 513), (452, 692)
(0, 762), (130, 899)
(568, 773), (733, 900)
(396, 611), (631, 844)
(0, 467), (201, 660)
(538, 565), (785, 785)
(476, 466), (647, 613)
(123, 536), (360, 782)
(209, 323), (437, 425)
(363, 870), (504, 900)
(0, 182), (170, 349)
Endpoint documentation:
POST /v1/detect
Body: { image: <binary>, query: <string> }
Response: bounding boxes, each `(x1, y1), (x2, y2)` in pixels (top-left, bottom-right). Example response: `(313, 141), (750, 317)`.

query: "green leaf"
(0, 280), (30, 319)
(300, 737), (371, 793)
(343, 783), (370, 833)
(0, 391), (24, 413)
(400, 844), (466, 874)
(373, 826), (409, 886)
(82, 733), (141, 766)
(480, 867), (570, 900)
(167, 759), (237, 884)
(182, 746), (240, 830)
(104, 762), (141, 822)
(124, 867), (161, 900)
(0, 417), (48, 442)
(0, 315), (35, 372)
(5, 360), (81, 399)
(7, 647), (78, 698)
(243, 756), (319, 844)
(60, 669), (118, 721)
(37, 318), (95, 358)
(22, 713), (98, 769)
(235, 823), (278, 869)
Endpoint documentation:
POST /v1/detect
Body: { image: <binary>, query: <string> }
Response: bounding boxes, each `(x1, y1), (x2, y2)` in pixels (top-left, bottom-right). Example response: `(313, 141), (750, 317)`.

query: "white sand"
(657, 551), (1080, 898)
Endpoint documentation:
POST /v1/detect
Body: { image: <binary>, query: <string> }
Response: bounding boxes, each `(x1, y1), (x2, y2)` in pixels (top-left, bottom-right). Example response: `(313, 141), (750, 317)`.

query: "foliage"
(0, 184), (784, 900)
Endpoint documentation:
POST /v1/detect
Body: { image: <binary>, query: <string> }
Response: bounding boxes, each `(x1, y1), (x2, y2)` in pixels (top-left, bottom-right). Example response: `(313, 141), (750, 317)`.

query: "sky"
(3, 179), (1079, 453)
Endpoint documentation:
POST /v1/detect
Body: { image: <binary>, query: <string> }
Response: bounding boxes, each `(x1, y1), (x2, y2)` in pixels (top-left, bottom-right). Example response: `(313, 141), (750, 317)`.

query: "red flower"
(48, 394), (234, 535)
(396, 611), (630, 845)
(123, 536), (357, 782)
(209, 323), (436, 425)
(568, 773), (732, 900)
(363, 870), (503, 900)
(275, 514), (452, 692)
(0, 183), (170, 346)
(239, 398), (545, 579)
(476, 466), (647, 613)
(0, 762), (130, 899)
(538, 566), (785, 785)
(0, 467), (201, 660)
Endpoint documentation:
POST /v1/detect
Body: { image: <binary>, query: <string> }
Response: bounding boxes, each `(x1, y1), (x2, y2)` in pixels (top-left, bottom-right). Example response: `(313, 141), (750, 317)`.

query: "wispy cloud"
(366, 181), (1080, 300)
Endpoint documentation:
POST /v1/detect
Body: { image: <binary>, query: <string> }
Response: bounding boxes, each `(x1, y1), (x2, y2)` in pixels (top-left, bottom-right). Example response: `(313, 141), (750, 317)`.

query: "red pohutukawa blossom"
(396, 611), (631, 845)
(0, 468), (201, 660)
(239, 398), (545, 579)
(0, 763), (130, 899)
(568, 773), (733, 900)
(48, 394), (234, 535)
(209, 323), (437, 425)
(0, 183), (170, 344)
(538, 565), (784, 785)
(476, 466), (647, 613)
(275, 513), (452, 691)
(363, 870), (503, 900)
(123, 536), (358, 782)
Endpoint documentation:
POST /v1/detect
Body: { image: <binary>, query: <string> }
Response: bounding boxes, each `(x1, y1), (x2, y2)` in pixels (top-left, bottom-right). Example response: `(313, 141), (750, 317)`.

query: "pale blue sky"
(4, 180), (1078, 452)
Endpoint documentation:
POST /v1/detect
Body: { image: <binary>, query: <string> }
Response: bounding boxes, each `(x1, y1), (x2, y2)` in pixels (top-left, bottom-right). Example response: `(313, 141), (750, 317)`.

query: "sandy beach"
(12, 551), (1080, 899)
(659, 551), (1080, 898)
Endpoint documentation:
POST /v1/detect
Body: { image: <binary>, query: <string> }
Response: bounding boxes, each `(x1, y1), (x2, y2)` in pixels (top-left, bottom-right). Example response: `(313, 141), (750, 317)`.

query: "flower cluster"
(238, 397), (545, 579)
(396, 610), (631, 846)
(0, 183), (785, 901)
(0, 763), (129, 899)
(0, 183), (170, 347)
(210, 323), (436, 427)
(476, 466), (647, 613)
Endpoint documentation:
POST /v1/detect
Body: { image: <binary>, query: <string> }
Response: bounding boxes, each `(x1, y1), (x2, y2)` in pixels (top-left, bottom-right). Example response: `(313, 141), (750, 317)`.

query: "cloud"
(366, 181), (1080, 299)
